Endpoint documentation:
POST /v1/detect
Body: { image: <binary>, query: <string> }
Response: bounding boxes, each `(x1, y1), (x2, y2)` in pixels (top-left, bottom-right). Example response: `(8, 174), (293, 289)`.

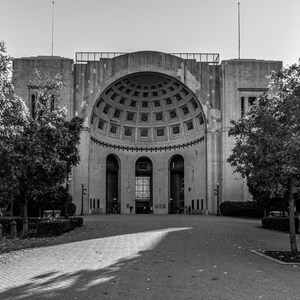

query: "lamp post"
(80, 182), (84, 216)
(216, 183), (220, 216)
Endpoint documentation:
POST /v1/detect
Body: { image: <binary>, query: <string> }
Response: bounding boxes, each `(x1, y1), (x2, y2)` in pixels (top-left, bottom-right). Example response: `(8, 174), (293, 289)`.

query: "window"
(31, 93), (36, 119)
(241, 97), (245, 117)
(135, 176), (151, 200)
(248, 97), (256, 106)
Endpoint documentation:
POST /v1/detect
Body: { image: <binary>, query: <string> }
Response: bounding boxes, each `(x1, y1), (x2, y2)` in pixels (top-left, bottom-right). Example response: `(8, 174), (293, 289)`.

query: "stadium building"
(12, 51), (282, 215)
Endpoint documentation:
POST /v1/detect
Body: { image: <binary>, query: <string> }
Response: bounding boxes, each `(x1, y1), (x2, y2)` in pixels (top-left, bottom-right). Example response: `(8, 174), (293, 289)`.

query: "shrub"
(220, 201), (264, 218)
(27, 217), (43, 230)
(68, 216), (83, 228)
(36, 219), (71, 236)
(262, 217), (299, 233)
(0, 217), (24, 235)
(68, 203), (76, 216)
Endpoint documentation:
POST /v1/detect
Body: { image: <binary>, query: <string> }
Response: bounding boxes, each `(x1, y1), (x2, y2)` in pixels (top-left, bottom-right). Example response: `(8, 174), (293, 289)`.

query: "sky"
(1, 0), (299, 66)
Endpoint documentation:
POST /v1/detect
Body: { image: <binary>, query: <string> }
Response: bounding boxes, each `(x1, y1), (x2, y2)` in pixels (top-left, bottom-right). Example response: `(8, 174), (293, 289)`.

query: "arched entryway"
(106, 154), (120, 213)
(135, 157), (153, 214)
(169, 155), (184, 214)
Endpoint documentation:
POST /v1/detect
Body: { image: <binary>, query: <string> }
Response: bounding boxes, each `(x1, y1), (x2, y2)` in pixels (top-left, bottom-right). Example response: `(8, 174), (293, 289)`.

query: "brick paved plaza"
(0, 215), (300, 300)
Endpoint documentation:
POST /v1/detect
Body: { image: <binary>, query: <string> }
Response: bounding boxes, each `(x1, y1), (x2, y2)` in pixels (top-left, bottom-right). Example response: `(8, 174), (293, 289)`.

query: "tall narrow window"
(31, 94), (36, 119)
(241, 97), (245, 117)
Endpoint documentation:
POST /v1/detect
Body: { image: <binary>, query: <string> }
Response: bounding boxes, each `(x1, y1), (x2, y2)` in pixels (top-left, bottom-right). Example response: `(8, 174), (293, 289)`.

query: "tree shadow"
(0, 225), (193, 300)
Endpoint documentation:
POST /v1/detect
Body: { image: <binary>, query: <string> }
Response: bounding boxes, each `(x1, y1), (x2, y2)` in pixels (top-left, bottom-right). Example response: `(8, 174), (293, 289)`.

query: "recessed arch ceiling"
(90, 72), (205, 147)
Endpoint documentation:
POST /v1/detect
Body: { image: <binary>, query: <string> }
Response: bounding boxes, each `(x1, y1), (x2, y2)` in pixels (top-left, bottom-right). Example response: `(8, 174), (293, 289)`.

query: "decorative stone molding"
(90, 135), (205, 152)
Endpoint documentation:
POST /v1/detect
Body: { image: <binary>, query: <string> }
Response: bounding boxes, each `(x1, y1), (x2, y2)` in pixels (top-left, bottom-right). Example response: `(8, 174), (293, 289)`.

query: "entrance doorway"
(106, 154), (120, 213)
(169, 155), (184, 214)
(135, 157), (152, 214)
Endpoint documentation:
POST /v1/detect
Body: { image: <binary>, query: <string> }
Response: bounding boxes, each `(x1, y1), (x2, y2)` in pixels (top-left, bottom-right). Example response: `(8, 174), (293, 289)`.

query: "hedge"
(36, 219), (72, 236)
(262, 217), (299, 233)
(220, 201), (264, 218)
(68, 216), (83, 228)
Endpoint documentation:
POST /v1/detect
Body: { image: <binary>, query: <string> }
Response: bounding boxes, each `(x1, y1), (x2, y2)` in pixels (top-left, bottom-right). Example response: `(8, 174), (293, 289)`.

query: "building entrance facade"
(12, 51), (282, 215)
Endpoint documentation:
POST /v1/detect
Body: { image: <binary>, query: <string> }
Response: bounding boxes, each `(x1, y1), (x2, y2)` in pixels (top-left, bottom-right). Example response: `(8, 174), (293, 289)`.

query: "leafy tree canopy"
(228, 60), (300, 198)
(0, 41), (83, 217)
(228, 60), (300, 252)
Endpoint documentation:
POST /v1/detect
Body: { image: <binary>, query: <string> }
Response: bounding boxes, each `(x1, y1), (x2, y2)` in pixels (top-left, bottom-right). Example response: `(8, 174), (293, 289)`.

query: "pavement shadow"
(0, 226), (194, 300)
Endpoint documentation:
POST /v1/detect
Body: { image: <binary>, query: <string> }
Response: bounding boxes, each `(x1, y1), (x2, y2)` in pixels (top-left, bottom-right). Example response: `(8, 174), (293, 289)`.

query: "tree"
(0, 41), (29, 215)
(0, 42), (83, 217)
(14, 69), (83, 218)
(228, 61), (300, 253)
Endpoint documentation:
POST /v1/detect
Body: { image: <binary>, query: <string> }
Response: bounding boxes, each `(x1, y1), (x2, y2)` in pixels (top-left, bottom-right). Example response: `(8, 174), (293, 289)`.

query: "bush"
(36, 219), (71, 236)
(220, 201), (264, 218)
(262, 217), (299, 233)
(27, 217), (43, 230)
(68, 216), (83, 228)
(0, 217), (24, 235)
(68, 203), (76, 216)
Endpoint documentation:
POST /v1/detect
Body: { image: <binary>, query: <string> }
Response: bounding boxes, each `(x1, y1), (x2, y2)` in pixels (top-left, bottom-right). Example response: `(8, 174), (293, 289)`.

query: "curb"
(249, 250), (300, 265)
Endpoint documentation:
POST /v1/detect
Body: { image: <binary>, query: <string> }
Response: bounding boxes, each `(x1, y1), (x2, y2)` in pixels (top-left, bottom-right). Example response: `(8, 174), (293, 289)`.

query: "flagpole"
(238, 2), (240, 59)
(51, 0), (54, 56)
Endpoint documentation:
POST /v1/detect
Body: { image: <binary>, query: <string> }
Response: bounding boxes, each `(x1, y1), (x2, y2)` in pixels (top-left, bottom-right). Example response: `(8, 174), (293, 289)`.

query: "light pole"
(80, 182), (84, 216)
(216, 183), (220, 216)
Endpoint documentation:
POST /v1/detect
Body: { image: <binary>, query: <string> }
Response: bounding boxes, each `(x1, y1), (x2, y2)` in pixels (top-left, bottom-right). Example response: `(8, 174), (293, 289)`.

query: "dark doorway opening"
(106, 154), (120, 213)
(169, 155), (184, 214)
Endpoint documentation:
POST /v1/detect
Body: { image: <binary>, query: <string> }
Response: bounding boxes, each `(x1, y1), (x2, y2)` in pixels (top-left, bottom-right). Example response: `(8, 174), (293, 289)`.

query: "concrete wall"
(13, 56), (74, 119)
(220, 59), (282, 203)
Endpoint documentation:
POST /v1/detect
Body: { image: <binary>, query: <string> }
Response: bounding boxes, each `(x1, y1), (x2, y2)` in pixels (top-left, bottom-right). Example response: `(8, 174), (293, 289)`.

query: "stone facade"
(12, 51), (282, 215)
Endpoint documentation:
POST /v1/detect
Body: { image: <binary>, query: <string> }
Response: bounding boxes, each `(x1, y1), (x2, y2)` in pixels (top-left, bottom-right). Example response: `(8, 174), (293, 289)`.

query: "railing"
(75, 52), (219, 64)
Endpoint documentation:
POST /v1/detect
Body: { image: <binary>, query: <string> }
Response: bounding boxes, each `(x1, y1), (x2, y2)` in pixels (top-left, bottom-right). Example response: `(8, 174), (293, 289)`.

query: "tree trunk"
(288, 178), (298, 254)
(9, 189), (14, 217)
(23, 194), (28, 219)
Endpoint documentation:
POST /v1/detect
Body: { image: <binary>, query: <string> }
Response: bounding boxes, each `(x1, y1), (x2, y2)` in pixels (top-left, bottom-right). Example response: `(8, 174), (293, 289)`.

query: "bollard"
(22, 219), (29, 236)
(10, 220), (17, 239)
(0, 224), (2, 240)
